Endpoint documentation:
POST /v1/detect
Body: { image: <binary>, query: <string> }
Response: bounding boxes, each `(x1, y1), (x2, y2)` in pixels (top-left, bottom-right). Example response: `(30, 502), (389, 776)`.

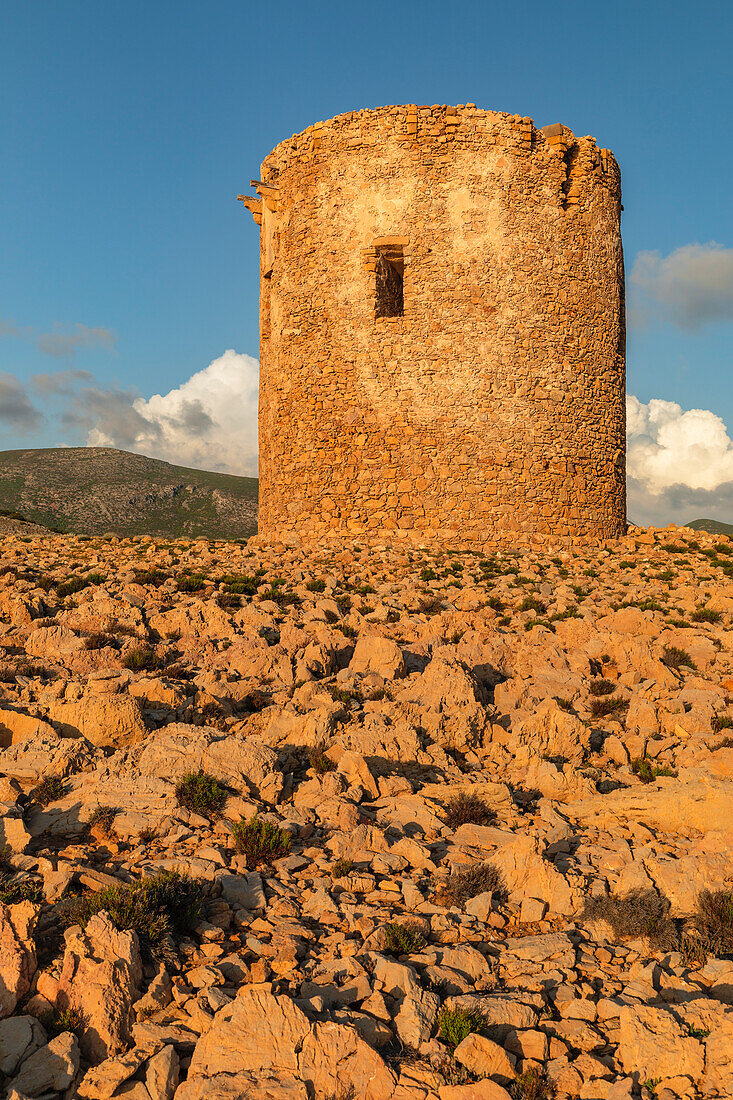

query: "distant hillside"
(0, 448), (258, 539)
(686, 518), (733, 537)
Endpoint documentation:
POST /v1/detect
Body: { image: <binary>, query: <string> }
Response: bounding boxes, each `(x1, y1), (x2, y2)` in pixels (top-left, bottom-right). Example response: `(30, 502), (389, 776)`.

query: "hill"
(686, 517), (733, 537)
(0, 447), (258, 539)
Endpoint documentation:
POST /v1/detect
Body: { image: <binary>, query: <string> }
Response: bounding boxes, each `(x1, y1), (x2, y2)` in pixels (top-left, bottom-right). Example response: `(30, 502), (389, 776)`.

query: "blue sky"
(1, 0), (732, 521)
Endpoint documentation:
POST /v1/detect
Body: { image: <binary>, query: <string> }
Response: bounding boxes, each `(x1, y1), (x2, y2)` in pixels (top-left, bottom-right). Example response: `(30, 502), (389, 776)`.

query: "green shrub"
(384, 921), (426, 955)
(31, 775), (65, 806)
(133, 569), (169, 587)
(712, 716), (733, 733)
(122, 647), (160, 672)
(582, 888), (676, 951)
(631, 757), (677, 784)
(231, 816), (291, 867)
(63, 870), (205, 961)
(84, 631), (116, 651)
(177, 574), (206, 593)
(443, 792), (496, 829)
(175, 772), (227, 818)
(518, 595), (546, 614)
(0, 871), (43, 905)
(308, 743), (336, 774)
(306, 578), (326, 593)
(57, 576), (88, 598)
(41, 1006), (86, 1040)
(437, 1006), (486, 1049)
(330, 859), (354, 879)
(692, 608), (722, 624)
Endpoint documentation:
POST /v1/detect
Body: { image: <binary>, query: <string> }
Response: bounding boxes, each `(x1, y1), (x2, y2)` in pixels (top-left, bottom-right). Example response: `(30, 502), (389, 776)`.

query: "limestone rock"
(0, 901), (37, 1017)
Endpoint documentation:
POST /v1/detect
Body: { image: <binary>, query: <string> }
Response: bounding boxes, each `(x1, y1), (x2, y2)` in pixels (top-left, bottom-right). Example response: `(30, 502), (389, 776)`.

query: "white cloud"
(630, 242), (733, 329)
(86, 349), (259, 475)
(626, 394), (733, 525)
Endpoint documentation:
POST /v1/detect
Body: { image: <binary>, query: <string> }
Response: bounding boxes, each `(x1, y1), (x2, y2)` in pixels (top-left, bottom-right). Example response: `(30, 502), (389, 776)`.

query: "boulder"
(49, 693), (146, 749)
(0, 902), (37, 1017)
(618, 1005), (704, 1082)
(57, 912), (142, 1063)
(9, 1033), (79, 1097)
(0, 708), (57, 749)
(349, 635), (405, 680)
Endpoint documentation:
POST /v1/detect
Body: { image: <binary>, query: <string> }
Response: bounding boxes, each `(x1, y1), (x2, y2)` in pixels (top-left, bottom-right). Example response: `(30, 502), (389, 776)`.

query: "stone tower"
(240, 104), (625, 541)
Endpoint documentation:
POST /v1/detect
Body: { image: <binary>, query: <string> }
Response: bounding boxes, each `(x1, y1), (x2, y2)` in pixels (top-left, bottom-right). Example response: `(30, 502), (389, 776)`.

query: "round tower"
(241, 104), (626, 541)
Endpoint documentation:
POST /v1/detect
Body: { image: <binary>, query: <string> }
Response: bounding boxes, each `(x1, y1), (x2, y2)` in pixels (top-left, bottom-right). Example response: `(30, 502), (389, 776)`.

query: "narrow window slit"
(375, 246), (404, 317)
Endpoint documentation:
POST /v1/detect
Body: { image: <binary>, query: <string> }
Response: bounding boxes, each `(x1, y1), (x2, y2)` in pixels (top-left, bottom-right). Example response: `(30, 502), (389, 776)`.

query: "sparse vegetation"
(177, 574), (206, 593)
(31, 775), (65, 805)
(590, 696), (629, 719)
(440, 862), (507, 908)
(63, 870), (205, 961)
(330, 859), (354, 879)
(631, 757), (677, 783)
(582, 888), (677, 951)
(42, 1006), (87, 1040)
(383, 921), (427, 955)
(694, 889), (733, 956)
(662, 645), (697, 671)
(175, 772), (228, 818)
(88, 805), (117, 836)
(123, 646), (160, 672)
(511, 1068), (555, 1100)
(308, 743), (336, 773)
(589, 678), (615, 696)
(231, 816), (292, 867)
(692, 607), (722, 624)
(436, 1006), (487, 1049)
(443, 792), (496, 828)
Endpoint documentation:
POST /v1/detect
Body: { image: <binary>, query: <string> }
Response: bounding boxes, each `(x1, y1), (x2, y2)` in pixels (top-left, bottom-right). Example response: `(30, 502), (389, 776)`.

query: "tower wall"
(248, 104), (626, 541)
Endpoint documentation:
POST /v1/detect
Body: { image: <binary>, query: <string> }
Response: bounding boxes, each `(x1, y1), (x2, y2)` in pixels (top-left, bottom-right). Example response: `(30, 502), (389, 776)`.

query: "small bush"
(420, 567), (438, 582)
(511, 1068), (555, 1100)
(519, 595), (546, 614)
(31, 775), (65, 806)
(632, 757), (677, 784)
(662, 645), (697, 671)
(63, 870), (205, 961)
(57, 576), (88, 598)
(712, 715), (733, 733)
(441, 862), (506, 908)
(306, 578), (326, 593)
(133, 569), (169, 587)
(123, 647), (160, 672)
(0, 871), (43, 905)
(231, 816), (291, 867)
(42, 1006), (86, 1040)
(582, 888), (676, 950)
(84, 631), (116, 651)
(177, 575), (206, 593)
(694, 889), (733, 956)
(589, 678), (615, 697)
(330, 859), (354, 879)
(444, 792), (496, 829)
(437, 1006), (486, 1049)
(590, 696), (629, 719)
(175, 772), (227, 818)
(692, 607), (722, 624)
(89, 805), (117, 836)
(308, 743), (336, 774)
(384, 921), (427, 955)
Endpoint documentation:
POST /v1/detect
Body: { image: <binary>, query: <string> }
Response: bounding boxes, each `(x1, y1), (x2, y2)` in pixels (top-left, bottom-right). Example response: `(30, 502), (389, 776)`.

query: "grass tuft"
(383, 921), (427, 955)
(31, 775), (65, 806)
(582, 888), (677, 951)
(436, 1006), (486, 1049)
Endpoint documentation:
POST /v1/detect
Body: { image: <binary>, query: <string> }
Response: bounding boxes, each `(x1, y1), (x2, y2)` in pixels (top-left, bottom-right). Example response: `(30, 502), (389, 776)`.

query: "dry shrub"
(440, 862), (507, 908)
(582, 888), (677, 951)
(443, 792), (496, 829)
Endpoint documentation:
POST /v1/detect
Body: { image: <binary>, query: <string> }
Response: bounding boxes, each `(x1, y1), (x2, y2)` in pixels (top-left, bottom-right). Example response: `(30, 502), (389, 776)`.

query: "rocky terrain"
(0, 526), (732, 1099)
(0, 449), (258, 540)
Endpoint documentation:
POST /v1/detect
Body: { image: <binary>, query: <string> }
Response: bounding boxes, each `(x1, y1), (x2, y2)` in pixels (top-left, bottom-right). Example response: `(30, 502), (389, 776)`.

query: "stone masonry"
(240, 104), (626, 542)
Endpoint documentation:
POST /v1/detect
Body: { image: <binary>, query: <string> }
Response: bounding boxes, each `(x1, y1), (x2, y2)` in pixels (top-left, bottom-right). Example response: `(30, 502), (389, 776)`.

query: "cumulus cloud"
(0, 318), (116, 358)
(626, 394), (733, 525)
(81, 350), (259, 475)
(0, 373), (42, 432)
(630, 243), (733, 329)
